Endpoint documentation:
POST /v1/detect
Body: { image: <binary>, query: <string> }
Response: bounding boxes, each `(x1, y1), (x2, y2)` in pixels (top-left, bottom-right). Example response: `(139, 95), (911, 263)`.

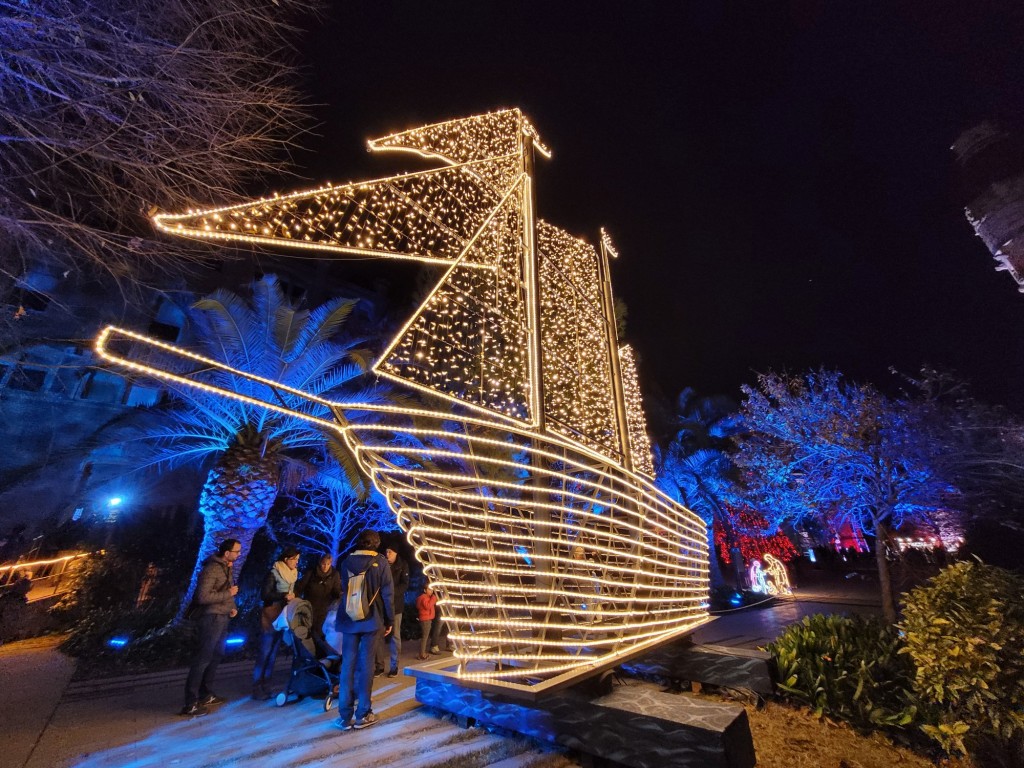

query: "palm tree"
(657, 388), (744, 589)
(125, 275), (384, 616)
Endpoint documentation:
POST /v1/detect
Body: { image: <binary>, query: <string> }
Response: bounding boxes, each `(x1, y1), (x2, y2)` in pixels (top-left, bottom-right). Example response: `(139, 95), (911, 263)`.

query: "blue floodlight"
(225, 635), (246, 648)
(108, 496), (123, 507)
(729, 592), (743, 607)
(107, 636), (129, 648)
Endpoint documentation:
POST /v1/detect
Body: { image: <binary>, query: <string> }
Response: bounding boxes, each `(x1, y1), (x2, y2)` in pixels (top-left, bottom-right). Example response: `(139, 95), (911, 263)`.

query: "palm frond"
(251, 275), (288, 369)
(289, 297), (358, 358)
(275, 306), (311, 361)
(192, 290), (259, 372)
(324, 432), (371, 499)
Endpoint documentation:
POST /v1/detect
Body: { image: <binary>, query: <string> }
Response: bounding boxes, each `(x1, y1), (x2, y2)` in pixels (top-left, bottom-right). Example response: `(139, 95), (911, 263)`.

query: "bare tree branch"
(1, 0), (321, 303)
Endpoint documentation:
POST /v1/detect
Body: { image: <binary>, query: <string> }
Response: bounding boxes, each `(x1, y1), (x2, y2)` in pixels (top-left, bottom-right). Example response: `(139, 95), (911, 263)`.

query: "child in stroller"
(272, 598), (342, 710)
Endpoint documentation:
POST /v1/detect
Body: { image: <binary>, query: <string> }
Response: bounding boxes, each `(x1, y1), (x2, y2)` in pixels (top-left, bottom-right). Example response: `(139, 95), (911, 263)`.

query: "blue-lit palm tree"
(657, 388), (744, 588)
(127, 275), (383, 616)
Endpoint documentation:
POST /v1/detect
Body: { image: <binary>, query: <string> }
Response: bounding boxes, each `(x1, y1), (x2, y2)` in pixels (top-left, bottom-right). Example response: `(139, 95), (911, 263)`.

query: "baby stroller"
(273, 599), (341, 711)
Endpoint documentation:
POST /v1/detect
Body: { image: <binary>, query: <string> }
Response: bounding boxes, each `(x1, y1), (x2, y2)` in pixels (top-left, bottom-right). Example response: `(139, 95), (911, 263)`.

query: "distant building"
(952, 121), (1024, 290)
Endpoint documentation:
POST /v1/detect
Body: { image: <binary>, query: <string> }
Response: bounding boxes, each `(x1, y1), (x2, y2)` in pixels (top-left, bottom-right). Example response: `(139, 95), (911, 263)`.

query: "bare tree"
(1, 0), (318, 295)
(280, 481), (398, 562)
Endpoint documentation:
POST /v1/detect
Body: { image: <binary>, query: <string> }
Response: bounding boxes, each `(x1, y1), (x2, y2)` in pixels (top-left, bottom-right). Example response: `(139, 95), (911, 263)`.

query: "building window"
(6, 366), (48, 392)
(82, 371), (125, 403)
(147, 320), (181, 343)
(126, 384), (161, 407)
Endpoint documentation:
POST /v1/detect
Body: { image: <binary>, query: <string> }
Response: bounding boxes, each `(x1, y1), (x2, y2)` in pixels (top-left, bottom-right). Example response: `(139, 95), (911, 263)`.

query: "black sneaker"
(252, 684), (271, 701)
(373, 666), (385, 677)
(386, 667), (398, 678)
(353, 712), (379, 729)
(179, 703), (209, 717)
(199, 694), (226, 707)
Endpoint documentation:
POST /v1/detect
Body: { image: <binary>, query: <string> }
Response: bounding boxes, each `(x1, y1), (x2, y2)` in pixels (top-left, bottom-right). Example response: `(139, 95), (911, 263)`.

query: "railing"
(0, 552), (94, 603)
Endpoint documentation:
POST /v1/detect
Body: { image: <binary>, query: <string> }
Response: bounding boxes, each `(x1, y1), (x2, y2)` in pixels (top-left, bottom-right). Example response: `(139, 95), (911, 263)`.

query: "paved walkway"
(1, 579), (880, 768)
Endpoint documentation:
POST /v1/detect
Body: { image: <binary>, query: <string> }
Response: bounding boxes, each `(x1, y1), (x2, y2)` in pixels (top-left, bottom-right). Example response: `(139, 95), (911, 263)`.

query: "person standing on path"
(296, 553), (342, 654)
(252, 545), (300, 700)
(415, 584), (437, 660)
(182, 538), (240, 717)
(376, 547), (409, 677)
(334, 530), (393, 731)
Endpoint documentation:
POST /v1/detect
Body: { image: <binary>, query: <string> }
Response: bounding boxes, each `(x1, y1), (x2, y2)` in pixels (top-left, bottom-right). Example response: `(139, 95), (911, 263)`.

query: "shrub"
(55, 547), (220, 676)
(767, 613), (918, 730)
(899, 560), (1024, 764)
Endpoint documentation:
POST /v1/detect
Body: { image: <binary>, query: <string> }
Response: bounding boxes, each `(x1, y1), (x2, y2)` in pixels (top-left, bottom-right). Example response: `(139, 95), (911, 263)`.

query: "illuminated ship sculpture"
(96, 110), (710, 693)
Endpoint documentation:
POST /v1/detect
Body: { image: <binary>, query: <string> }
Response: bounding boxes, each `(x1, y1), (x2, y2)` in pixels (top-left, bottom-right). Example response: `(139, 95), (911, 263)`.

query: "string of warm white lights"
(338, 401), (708, 681)
(98, 109), (710, 691)
(617, 344), (655, 477)
(749, 553), (792, 596)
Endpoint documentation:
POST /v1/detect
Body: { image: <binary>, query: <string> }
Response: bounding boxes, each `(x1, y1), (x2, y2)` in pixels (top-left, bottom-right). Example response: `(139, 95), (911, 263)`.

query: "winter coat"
(335, 550), (394, 634)
(296, 566), (342, 623)
(390, 556), (410, 613)
(194, 555), (236, 616)
(261, 564), (295, 608)
(416, 592), (437, 621)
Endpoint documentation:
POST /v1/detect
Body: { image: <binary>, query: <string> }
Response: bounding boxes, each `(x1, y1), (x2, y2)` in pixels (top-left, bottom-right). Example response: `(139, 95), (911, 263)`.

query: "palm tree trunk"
(705, 524), (726, 590)
(175, 441), (280, 622)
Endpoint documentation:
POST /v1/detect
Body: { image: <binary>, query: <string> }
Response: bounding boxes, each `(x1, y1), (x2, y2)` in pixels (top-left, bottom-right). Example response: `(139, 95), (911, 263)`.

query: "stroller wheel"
(275, 692), (287, 707)
(323, 694), (334, 712)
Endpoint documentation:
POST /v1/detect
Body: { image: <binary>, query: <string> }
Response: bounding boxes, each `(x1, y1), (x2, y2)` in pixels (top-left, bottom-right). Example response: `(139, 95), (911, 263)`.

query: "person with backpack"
(334, 530), (394, 731)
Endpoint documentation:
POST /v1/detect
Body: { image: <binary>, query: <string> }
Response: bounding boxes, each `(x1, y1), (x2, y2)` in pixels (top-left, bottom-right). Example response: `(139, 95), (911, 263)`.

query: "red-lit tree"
(713, 507), (798, 566)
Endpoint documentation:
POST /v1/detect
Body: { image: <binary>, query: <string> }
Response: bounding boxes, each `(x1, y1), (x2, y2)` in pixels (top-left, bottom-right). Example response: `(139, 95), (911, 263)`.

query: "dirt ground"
(742, 699), (971, 768)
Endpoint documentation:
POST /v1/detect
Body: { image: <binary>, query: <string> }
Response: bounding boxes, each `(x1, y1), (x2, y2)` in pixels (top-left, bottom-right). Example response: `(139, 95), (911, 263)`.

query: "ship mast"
(522, 129), (545, 432)
(598, 231), (632, 471)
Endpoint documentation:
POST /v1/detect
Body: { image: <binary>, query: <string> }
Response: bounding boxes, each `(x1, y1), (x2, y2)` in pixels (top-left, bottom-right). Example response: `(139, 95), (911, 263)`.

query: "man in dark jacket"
(375, 547), (409, 677)
(334, 530), (393, 731)
(296, 553), (342, 653)
(182, 538), (240, 716)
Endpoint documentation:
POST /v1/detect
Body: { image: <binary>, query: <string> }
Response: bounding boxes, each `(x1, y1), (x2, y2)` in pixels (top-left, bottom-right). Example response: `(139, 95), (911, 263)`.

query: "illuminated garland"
(99, 109), (710, 692)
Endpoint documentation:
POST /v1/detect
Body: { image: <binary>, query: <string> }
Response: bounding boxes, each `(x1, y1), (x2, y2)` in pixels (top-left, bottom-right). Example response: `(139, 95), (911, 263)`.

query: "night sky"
(290, 1), (1024, 411)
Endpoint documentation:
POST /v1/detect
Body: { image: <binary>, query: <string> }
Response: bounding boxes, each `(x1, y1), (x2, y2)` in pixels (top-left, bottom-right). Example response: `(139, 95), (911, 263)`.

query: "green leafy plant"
(900, 560), (1024, 764)
(767, 613), (918, 731)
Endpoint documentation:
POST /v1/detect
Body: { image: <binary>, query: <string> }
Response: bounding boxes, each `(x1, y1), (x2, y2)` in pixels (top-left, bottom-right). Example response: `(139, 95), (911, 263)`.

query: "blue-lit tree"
(122, 275), (385, 618)
(657, 388), (744, 589)
(277, 455), (397, 561)
(734, 369), (956, 622)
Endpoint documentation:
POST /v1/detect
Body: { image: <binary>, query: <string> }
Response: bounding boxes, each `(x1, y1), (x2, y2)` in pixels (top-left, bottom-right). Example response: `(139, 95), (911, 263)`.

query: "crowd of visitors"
(180, 529), (442, 730)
